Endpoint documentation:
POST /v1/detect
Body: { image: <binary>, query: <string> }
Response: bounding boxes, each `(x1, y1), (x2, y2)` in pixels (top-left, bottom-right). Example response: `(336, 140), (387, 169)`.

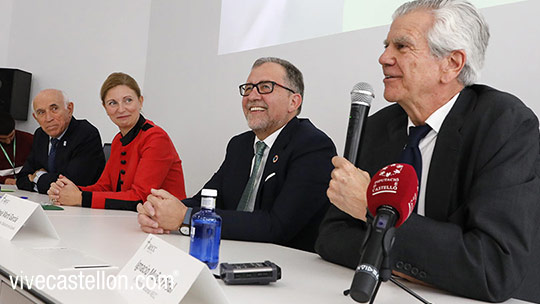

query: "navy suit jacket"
(17, 117), (106, 194)
(184, 117), (336, 252)
(316, 85), (540, 302)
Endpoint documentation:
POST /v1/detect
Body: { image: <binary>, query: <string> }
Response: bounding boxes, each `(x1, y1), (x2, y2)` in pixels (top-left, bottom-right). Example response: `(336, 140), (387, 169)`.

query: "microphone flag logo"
(378, 163), (404, 177)
(371, 164), (404, 196)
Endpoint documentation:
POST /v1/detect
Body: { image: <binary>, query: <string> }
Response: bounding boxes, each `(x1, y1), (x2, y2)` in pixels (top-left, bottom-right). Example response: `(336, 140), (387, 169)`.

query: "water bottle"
(189, 189), (222, 269)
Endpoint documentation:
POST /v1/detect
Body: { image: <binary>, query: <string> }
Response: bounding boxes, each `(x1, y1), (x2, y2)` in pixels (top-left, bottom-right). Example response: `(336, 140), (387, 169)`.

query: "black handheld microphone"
(343, 82), (374, 166)
(349, 164), (419, 303)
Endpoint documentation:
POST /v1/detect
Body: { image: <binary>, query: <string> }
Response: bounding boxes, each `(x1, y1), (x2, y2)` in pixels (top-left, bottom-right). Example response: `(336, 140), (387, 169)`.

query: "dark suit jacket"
(16, 117), (106, 194)
(316, 85), (540, 303)
(183, 117), (336, 252)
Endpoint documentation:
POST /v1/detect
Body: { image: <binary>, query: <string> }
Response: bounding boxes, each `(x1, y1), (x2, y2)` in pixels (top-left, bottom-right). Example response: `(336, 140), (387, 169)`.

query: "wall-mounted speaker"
(0, 68), (32, 121)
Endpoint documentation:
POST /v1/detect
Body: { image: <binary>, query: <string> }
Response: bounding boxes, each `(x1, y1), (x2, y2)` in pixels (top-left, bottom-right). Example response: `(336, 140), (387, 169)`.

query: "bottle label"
(201, 197), (215, 209)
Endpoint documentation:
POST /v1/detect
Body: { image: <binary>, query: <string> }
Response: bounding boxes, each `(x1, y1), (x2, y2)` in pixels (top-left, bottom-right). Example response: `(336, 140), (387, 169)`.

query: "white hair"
(393, 0), (490, 86)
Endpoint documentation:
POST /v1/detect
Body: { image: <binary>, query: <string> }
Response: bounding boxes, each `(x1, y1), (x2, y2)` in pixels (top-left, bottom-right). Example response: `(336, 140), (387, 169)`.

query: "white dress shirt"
(243, 125), (285, 211)
(406, 93), (459, 215)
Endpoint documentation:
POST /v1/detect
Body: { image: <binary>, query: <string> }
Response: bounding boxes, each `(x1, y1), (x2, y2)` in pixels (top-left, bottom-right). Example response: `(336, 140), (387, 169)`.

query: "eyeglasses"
(239, 81), (295, 96)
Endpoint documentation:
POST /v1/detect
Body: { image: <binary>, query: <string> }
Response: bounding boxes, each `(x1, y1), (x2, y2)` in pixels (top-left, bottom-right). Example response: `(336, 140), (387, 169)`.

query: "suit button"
(411, 267), (419, 275)
(121, 160), (126, 164)
(395, 261), (404, 269)
(119, 180), (124, 185)
(404, 263), (411, 271)
(419, 271), (427, 279)
(120, 170), (125, 174)
(121, 151), (126, 156)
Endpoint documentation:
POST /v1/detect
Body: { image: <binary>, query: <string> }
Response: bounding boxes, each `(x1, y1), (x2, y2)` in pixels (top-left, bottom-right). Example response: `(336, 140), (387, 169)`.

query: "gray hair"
(252, 57), (304, 114)
(393, 0), (490, 86)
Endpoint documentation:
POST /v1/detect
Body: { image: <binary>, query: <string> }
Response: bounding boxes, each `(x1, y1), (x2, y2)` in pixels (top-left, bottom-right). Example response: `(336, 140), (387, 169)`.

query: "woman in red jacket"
(48, 72), (186, 211)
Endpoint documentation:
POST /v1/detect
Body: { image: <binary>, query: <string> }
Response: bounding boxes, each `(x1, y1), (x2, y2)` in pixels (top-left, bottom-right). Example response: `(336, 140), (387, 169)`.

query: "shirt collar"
(253, 125), (285, 151)
(407, 92), (460, 134)
(50, 126), (68, 142)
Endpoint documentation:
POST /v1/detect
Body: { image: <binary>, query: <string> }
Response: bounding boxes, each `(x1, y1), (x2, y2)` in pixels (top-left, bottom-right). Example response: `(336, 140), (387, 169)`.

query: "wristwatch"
(179, 207), (193, 236)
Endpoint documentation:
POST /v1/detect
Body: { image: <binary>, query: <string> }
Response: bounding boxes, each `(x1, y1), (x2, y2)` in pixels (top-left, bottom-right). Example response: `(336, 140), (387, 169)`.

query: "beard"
(246, 111), (271, 132)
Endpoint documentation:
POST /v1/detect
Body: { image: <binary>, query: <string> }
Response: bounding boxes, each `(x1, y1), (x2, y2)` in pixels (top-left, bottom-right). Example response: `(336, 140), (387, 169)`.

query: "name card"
(118, 234), (229, 304)
(0, 194), (59, 241)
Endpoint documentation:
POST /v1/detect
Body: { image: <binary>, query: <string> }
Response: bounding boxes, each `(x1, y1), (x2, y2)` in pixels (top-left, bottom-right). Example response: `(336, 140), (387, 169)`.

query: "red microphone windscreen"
(367, 163), (418, 228)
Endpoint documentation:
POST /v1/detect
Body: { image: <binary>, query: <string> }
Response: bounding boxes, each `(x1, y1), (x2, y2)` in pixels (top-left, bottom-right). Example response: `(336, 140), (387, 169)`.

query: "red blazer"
(80, 116), (186, 211)
(0, 130), (33, 183)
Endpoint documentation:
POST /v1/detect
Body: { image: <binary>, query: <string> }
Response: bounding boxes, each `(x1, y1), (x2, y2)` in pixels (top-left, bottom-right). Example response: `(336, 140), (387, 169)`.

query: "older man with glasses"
(137, 57), (336, 252)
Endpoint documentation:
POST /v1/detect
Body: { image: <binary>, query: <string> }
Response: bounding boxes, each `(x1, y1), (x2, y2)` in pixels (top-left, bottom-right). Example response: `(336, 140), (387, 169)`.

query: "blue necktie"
(398, 124), (431, 212)
(237, 141), (267, 212)
(48, 138), (60, 173)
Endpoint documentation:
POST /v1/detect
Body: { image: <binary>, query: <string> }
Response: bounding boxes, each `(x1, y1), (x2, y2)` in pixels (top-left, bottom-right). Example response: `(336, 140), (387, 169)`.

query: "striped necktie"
(237, 141), (267, 212)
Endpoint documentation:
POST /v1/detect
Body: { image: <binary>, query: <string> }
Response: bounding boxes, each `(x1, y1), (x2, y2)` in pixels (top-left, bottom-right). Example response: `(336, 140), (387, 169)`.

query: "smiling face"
(242, 62), (301, 140)
(103, 85), (143, 136)
(32, 89), (73, 138)
(379, 10), (445, 107)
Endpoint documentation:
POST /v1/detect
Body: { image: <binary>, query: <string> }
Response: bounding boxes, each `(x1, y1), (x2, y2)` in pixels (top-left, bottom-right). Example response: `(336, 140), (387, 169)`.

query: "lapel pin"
(63, 141), (67, 146)
(272, 155), (278, 163)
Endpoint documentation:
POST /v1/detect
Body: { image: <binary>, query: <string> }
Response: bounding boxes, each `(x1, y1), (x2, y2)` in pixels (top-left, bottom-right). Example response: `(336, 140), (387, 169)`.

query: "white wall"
(3, 0), (539, 196)
(6, 0), (152, 144)
(143, 1), (244, 196)
(0, 0), (13, 65)
(480, 1), (540, 109)
(143, 0), (540, 195)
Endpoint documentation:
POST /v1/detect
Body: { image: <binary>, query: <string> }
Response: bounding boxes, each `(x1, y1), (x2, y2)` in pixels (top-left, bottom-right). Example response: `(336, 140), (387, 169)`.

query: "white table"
(0, 186), (531, 304)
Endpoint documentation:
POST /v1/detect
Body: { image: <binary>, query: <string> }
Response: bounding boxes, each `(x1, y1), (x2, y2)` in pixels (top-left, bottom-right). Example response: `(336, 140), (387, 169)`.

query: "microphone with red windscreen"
(349, 163), (418, 303)
(367, 163), (418, 228)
